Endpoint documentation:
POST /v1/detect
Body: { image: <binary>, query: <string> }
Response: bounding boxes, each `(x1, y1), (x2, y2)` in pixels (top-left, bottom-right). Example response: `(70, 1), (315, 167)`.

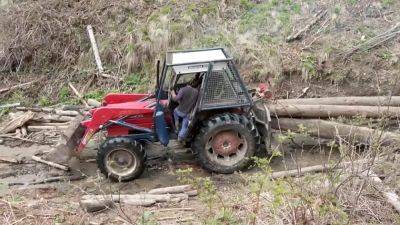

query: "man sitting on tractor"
(171, 75), (200, 142)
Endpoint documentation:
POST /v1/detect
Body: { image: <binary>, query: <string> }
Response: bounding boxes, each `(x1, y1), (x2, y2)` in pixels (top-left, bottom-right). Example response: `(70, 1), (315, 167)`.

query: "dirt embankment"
(1, 0), (400, 105)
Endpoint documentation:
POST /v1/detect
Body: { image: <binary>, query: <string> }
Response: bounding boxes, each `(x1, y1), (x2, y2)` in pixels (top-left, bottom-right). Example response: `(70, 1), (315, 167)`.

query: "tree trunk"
(271, 118), (400, 146)
(276, 96), (400, 107)
(268, 104), (400, 118)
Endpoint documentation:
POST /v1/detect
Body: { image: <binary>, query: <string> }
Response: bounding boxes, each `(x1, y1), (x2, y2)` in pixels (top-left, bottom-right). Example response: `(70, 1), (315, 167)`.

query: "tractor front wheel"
(97, 138), (145, 182)
(193, 113), (259, 174)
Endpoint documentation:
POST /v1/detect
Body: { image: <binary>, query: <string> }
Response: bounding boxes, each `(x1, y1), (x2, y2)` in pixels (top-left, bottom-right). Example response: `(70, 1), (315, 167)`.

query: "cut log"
(80, 192), (191, 212)
(33, 114), (75, 123)
(148, 185), (193, 194)
(31, 155), (69, 171)
(268, 104), (400, 118)
(362, 171), (400, 213)
(28, 122), (70, 127)
(271, 118), (400, 146)
(0, 111), (35, 134)
(87, 99), (101, 107)
(276, 96), (400, 107)
(27, 125), (68, 132)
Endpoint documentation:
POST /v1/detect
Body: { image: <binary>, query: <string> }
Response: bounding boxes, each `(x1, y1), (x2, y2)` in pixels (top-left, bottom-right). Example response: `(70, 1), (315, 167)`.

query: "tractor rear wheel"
(193, 113), (259, 174)
(97, 138), (145, 182)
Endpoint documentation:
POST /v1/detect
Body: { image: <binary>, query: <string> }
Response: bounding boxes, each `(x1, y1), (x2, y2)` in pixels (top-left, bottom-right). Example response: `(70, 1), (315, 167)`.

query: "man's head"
(190, 72), (202, 88)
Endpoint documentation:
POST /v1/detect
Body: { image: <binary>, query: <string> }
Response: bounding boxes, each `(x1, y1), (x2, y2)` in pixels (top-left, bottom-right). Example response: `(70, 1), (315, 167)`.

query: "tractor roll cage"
(157, 48), (253, 111)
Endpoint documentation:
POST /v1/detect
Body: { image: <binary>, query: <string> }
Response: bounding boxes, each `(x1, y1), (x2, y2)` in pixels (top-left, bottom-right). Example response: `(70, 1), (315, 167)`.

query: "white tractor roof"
(166, 48), (229, 65)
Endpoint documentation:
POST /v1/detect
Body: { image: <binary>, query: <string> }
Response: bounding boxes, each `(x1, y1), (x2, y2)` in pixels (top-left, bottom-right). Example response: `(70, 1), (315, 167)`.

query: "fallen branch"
(286, 10), (327, 42)
(0, 134), (53, 145)
(0, 156), (19, 164)
(362, 171), (400, 213)
(68, 82), (89, 108)
(0, 80), (40, 94)
(271, 157), (384, 179)
(8, 174), (85, 186)
(343, 22), (400, 57)
(31, 155), (69, 171)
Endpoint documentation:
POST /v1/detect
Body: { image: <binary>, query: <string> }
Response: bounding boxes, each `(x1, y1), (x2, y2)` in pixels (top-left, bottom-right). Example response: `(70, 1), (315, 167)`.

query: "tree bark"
(276, 96), (400, 107)
(271, 118), (400, 146)
(268, 104), (400, 118)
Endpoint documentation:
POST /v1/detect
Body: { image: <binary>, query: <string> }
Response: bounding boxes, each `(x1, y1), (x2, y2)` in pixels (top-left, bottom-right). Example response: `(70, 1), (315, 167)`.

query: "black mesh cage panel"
(201, 61), (250, 109)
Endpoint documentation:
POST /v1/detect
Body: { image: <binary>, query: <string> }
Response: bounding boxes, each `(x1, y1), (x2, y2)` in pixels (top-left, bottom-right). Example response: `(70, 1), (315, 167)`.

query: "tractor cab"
(154, 48), (254, 144)
(58, 48), (270, 182)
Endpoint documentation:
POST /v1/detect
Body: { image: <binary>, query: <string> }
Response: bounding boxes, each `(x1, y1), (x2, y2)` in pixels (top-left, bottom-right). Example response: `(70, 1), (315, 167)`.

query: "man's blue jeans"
(173, 108), (189, 141)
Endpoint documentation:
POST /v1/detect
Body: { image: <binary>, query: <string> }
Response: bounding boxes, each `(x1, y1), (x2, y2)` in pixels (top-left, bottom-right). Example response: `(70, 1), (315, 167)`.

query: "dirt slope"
(1, 0), (400, 105)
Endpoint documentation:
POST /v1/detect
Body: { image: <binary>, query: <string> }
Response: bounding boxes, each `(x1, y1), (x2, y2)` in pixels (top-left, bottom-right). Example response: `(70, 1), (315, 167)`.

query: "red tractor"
(63, 48), (271, 181)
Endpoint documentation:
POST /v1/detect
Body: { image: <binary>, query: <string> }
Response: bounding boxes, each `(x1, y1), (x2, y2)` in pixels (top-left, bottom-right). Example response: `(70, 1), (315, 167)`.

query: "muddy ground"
(0, 133), (342, 225)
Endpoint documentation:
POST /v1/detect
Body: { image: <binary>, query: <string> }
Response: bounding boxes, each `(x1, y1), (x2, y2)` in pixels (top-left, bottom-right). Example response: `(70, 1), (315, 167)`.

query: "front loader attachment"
(252, 100), (272, 153)
(45, 114), (86, 164)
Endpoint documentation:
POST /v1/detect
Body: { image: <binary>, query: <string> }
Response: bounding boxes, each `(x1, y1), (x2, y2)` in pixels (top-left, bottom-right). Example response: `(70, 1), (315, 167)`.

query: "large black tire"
(193, 113), (259, 174)
(97, 137), (145, 182)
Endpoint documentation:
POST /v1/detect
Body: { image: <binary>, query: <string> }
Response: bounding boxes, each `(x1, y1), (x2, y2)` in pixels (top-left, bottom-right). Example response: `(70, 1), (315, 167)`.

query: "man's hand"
(171, 90), (176, 99)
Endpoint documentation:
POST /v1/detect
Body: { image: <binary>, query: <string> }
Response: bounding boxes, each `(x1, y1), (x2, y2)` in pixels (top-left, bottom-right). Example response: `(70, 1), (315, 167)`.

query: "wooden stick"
(0, 156), (19, 164)
(362, 171), (400, 213)
(68, 82), (89, 107)
(86, 25), (104, 74)
(31, 155), (69, 171)
(8, 174), (85, 186)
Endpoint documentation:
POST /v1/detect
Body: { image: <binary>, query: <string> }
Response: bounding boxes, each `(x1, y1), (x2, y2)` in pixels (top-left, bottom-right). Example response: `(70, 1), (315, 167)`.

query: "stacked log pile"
(0, 105), (86, 145)
(260, 96), (400, 146)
